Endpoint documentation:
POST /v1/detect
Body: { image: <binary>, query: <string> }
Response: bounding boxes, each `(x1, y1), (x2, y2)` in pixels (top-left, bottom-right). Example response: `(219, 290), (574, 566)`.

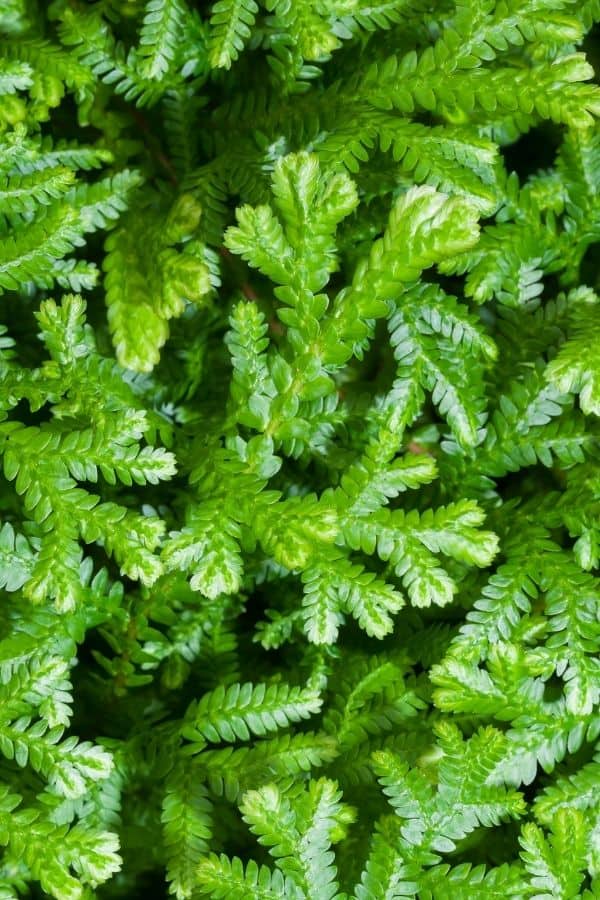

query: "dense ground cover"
(0, 1), (599, 897)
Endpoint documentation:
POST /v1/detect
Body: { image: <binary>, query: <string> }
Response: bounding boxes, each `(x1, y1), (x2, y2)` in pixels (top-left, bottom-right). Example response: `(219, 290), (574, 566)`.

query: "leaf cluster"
(0, 1), (600, 899)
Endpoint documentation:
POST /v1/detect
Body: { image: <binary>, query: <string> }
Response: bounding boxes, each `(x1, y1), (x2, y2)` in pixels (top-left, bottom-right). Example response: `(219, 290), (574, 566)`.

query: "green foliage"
(208, 0), (259, 70)
(0, 1), (600, 898)
(104, 191), (214, 371)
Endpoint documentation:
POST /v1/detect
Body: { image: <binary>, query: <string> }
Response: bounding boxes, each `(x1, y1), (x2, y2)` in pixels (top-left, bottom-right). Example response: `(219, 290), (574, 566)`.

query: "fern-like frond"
(208, 0), (258, 70)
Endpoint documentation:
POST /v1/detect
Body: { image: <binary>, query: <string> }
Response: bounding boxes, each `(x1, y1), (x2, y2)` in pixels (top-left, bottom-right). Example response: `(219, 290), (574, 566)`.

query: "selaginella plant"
(0, 0), (599, 897)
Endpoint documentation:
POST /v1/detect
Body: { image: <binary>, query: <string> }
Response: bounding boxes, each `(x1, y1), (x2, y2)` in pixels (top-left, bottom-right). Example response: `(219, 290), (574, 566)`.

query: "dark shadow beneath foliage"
(502, 123), (562, 180)
(579, 242), (600, 291)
